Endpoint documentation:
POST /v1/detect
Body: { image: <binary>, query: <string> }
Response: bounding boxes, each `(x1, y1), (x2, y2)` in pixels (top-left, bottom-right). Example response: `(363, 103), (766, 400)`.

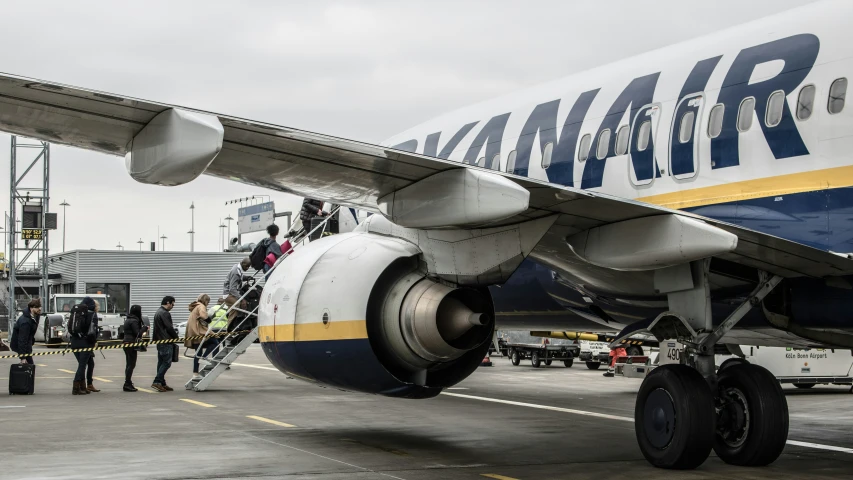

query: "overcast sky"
(0, 0), (816, 255)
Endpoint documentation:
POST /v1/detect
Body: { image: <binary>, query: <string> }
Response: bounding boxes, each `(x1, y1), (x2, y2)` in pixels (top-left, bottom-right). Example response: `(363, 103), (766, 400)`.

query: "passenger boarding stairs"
(185, 208), (340, 392)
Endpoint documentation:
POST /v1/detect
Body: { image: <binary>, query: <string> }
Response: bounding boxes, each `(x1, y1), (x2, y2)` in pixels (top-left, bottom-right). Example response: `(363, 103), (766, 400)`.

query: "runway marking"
(135, 387), (157, 393)
(57, 369), (75, 374)
(180, 398), (216, 408)
(481, 475), (519, 480)
(91, 376), (113, 383)
(446, 387), (469, 390)
(786, 440), (853, 454)
(37, 364), (47, 367)
(0, 406), (26, 409)
(441, 392), (633, 422)
(443, 392), (853, 455)
(231, 363), (278, 371)
(247, 415), (296, 428)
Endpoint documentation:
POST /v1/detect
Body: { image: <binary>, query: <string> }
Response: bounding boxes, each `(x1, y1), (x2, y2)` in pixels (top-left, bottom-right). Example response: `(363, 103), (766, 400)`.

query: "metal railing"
(188, 207), (341, 367)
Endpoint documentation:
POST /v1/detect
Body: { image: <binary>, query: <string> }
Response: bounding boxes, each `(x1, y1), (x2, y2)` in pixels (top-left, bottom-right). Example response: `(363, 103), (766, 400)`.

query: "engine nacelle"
(258, 232), (494, 398)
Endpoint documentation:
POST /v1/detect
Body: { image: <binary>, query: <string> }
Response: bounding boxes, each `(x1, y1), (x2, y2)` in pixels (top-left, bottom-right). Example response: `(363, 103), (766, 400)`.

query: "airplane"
(0, 0), (851, 470)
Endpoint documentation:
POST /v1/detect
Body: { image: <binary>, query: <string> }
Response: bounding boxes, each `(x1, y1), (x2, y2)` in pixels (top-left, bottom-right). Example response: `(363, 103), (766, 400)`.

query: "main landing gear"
(627, 263), (787, 469)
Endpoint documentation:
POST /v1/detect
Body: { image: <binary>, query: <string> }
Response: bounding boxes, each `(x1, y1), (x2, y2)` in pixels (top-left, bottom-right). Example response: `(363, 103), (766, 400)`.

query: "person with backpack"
(69, 296), (99, 395)
(223, 258), (250, 323)
(252, 224), (283, 275)
(186, 294), (219, 381)
(11, 298), (41, 365)
(151, 296), (177, 392)
(122, 304), (146, 392)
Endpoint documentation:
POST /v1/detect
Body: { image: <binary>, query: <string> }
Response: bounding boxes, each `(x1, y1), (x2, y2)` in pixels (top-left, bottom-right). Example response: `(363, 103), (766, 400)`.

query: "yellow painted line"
(246, 415), (296, 428)
(481, 474), (519, 480)
(638, 165), (853, 209)
(258, 320), (368, 343)
(180, 398), (216, 408)
(135, 387), (157, 393)
(57, 369), (75, 374)
(91, 376), (113, 383)
(37, 364), (47, 367)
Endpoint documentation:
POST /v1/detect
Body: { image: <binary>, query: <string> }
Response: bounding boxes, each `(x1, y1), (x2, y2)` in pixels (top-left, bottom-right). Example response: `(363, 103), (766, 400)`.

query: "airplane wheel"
(586, 361), (601, 370)
(793, 383), (815, 389)
(626, 345), (643, 356)
(510, 351), (520, 366)
(714, 364), (788, 466)
(635, 364), (715, 469)
(563, 359), (573, 368)
(718, 357), (749, 372)
(531, 352), (541, 368)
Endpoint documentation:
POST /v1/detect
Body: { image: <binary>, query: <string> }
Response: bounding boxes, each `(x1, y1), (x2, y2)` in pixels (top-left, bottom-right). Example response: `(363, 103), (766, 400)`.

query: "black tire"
(564, 359), (573, 368)
(794, 383), (815, 389)
(714, 364), (789, 467)
(531, 352), (541, 368)
(545, 359), (553, 366)
(626, 345), (644, 357)
(718, 357), (749, 372)
(510, 350), (520, 366)
(635, 364), (715, 469)
(586, 361), (601, 370)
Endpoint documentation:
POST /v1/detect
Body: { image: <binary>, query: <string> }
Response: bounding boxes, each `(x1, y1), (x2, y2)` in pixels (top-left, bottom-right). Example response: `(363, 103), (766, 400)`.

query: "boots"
(123, 383), (138, 392)
(86, 383), (101, 393)
(72, 381), (88, 395)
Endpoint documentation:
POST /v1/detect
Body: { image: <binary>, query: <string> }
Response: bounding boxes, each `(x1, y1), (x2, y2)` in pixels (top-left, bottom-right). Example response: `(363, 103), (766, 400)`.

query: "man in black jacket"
(11, 298), (41, 365)
(122, 304), (146, 392)
(151, 296), (177, 392)
(71, 296), (99, 395)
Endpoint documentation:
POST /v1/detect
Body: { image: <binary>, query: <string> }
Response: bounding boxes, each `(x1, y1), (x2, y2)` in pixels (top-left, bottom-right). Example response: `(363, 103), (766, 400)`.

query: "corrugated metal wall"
(47, 251), (80, 292)
(48, 251), (250, 322)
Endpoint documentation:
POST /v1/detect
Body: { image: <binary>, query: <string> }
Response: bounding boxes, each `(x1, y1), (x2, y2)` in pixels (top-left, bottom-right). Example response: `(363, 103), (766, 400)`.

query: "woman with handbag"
(186, 294), (218, 380)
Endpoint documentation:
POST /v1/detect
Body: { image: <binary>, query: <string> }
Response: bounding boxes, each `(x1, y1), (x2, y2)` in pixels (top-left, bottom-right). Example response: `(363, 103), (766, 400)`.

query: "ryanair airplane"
(0, 0), (850, 470)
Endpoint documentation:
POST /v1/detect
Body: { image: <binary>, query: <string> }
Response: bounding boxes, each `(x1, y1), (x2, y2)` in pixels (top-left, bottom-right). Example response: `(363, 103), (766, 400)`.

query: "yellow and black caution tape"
(0, 330), (250, 359)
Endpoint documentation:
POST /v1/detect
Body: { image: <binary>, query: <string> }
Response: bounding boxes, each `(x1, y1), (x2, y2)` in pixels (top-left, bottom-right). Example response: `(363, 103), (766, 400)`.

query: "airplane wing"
(1, 71), (852, 281)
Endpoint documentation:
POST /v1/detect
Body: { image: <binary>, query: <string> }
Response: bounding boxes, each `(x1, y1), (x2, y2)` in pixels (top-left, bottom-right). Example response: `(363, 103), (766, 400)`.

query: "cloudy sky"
(0, 0), (816, 254)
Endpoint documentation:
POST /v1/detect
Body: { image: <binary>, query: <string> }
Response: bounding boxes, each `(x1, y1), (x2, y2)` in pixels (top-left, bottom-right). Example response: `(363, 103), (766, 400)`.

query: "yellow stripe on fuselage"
(638, 165), (850, 209)
(258, 320), (368, 343)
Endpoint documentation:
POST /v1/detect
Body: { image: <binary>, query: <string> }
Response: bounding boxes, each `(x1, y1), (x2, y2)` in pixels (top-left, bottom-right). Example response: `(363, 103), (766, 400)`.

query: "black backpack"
(67, 304), (90, 339)
(249, 239), (269, 271)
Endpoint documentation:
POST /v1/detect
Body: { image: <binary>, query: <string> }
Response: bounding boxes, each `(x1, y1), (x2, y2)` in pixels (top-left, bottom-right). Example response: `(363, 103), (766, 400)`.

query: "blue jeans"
(154, 344), (173, 385)
(193, 338), (220, 373)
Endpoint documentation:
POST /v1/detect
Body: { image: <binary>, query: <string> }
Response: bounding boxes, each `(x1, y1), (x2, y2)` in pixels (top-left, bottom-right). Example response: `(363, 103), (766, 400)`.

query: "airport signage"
(238, 201), (275, 234)
(21, 228), (43, 240)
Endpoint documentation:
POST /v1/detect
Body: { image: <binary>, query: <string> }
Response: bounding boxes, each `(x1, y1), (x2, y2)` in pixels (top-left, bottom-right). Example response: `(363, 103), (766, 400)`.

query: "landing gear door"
(629, 104), (661, 186)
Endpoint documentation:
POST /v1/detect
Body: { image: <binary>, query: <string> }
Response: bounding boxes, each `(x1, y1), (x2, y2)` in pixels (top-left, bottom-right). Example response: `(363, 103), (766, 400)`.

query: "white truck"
(34, 294), (127, 344)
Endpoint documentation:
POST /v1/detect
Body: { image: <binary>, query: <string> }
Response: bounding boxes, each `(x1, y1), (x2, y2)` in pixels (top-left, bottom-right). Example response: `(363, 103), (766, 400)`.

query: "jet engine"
(258, 232), (494, 398)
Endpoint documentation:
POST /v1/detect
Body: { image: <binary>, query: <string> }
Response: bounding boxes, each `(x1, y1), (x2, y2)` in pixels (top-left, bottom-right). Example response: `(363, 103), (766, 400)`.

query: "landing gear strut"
(628, 263), (787, 469)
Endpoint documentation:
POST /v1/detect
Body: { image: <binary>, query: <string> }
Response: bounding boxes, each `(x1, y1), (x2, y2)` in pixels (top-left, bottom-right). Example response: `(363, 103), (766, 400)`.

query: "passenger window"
(797, 85), (816, 121)
(678, 111), (695, 144)
(708, 104), (724, 138)
(765, 91), (785, 127)
(828, 78), (847, 114)
(615, 125), (630, 155)
(541, 142), (554, 169)
(506, 150), (517, 173)
(596, 129), (611, 160)
(490, 153), (500, 170)
(737, 97), (755, 132)
(637, 121), (651, 152)
(578, 134), (591, 162)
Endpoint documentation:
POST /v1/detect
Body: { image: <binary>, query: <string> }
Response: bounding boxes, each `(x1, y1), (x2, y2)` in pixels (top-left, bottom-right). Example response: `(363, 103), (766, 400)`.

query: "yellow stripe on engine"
(638, 165), (848, 209)
(258, 320), (368, 343)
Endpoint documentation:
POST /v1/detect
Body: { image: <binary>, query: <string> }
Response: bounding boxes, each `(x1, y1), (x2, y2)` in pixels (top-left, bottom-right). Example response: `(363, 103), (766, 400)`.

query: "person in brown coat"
(186, 294), (219, 380)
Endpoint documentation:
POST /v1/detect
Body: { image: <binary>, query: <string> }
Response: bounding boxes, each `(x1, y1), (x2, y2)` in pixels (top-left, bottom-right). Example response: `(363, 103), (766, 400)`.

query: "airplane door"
(669, 93), (704, 179)
(629, 104), (661, 186)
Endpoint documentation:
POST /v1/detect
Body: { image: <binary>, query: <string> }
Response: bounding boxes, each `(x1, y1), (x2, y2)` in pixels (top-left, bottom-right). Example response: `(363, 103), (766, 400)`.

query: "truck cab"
(35, 294), (129, 344)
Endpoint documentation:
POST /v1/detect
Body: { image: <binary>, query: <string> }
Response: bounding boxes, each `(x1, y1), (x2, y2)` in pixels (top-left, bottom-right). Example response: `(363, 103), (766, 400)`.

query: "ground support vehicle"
(506, 342), (579, 368)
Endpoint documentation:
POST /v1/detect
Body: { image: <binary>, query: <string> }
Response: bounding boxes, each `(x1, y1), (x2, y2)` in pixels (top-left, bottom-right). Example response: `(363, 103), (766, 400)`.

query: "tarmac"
(1, 344), (851, 480)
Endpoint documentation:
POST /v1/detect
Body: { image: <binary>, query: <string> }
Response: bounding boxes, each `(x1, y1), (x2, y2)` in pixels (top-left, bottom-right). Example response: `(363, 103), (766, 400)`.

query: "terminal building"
(46, 250), (249, 321)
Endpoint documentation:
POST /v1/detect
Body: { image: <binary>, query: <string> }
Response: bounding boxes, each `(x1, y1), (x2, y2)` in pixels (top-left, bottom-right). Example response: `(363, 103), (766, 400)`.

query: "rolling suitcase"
(9, 363), (36, 395)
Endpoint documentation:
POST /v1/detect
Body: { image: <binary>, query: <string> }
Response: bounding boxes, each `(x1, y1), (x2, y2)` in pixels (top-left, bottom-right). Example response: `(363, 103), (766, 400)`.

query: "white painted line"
(441, 392), (633, 422)
(786, 440), (853, 454)
(231, 363), (278, 371)
(0, 406), (26, 409)
(442, 392), (853, 455)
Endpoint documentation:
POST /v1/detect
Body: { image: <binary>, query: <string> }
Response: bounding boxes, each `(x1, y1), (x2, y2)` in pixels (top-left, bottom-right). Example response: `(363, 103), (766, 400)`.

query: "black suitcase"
(9, 363), (35, 395)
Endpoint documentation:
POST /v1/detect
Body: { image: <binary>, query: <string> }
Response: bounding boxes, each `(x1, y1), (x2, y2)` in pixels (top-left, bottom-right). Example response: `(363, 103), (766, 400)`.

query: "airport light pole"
(225, 215), (234, 244)
(116, 243), (124, 251)
(59, 200), (70, 252)
(189, 202), (195, 252)
(218, 220), (226, 252)
(160, 234), (167, 251)
(137, 238), (143, 251)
